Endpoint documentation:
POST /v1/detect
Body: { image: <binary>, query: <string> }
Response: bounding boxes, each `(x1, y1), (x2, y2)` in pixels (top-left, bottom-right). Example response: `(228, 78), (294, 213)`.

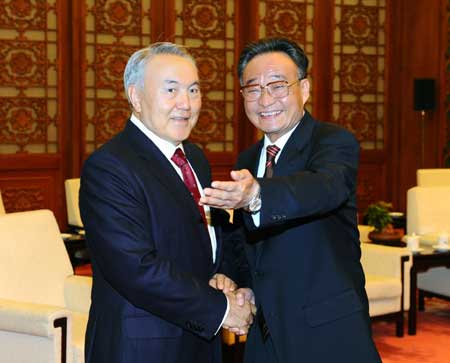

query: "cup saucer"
(432, 245), (450, 252)
(410, 247), (424, 253)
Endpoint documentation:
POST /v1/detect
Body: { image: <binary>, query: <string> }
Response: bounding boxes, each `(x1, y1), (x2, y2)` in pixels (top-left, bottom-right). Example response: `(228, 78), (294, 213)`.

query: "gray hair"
(123, 42), (196, 103)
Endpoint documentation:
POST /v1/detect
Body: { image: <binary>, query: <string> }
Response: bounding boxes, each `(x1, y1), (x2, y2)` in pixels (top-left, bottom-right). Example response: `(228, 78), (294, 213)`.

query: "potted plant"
(364, 201), (404, 246)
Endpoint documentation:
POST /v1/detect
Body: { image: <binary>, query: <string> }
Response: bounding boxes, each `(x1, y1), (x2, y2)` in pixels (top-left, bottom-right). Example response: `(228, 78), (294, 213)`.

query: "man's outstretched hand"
(200, 169), (259, 210)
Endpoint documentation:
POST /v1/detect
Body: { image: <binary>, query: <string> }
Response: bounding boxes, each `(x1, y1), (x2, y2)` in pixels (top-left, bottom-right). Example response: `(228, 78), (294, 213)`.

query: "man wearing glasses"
(200, 38), (380, 363)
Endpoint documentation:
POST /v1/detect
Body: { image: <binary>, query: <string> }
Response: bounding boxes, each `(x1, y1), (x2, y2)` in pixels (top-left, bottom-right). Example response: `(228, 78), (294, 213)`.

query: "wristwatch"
(245, 186), (261, 214)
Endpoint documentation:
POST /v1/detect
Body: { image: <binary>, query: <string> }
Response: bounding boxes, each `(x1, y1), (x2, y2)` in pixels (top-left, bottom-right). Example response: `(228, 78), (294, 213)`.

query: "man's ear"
(128, 85), (142, 113)
(300, 78), (310, 104)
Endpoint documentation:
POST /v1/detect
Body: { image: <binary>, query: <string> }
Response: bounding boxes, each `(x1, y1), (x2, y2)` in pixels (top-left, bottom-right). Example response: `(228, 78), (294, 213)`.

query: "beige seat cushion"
(365, 275), (401, 300)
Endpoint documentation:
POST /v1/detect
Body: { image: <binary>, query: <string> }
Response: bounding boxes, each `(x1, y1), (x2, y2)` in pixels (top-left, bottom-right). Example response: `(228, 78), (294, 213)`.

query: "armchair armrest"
(361, 243), (412, 310)
(64, 275), (92, 314)
(361, 244), (411, 278)
(0, 298), (70, 337)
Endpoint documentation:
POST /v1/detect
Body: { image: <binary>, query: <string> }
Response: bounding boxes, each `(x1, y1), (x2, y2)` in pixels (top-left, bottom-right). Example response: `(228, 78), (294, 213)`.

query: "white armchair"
(0, 190), (5, 214)
(407, 184), (450, 307)
(358, 224), (374, 243)
(0, 209), (91, 363)
(360, 242), (412, 337)
(417, 168), (450, 187)
(407, 186), (450, 237)
(65, 178), (91, 265)
(65, 178), (83, 231)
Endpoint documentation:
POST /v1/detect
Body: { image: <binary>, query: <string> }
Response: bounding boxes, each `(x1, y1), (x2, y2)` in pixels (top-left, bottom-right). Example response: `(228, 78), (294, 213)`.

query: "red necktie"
(265, 145), (280, 178)
(171, 148), (208, 226)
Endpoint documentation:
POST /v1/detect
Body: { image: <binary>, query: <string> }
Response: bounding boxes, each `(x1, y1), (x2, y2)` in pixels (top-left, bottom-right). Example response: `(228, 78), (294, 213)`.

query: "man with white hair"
(80, 42), (254, 363)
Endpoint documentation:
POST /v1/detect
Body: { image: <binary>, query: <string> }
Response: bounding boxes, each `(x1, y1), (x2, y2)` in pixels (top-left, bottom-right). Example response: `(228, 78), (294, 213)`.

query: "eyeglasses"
(240, 79), (302, 101)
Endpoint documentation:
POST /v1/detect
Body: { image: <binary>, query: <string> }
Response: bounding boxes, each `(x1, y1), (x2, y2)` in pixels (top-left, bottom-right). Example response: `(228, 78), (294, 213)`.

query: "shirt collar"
(262, 117), (301, 153)
(130, 113), (184, 160)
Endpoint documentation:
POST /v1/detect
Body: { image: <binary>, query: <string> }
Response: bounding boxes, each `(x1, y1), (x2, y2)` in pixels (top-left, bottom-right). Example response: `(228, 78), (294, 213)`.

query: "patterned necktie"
(258, 144), (280, 342)
(171, 148), (208, 226)
(264, 145), (280, 178)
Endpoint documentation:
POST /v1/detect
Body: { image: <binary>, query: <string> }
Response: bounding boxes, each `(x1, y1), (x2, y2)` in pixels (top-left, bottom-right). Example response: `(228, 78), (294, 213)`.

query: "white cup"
(438, 232), (449, 248)
(406, 233), (420, 251)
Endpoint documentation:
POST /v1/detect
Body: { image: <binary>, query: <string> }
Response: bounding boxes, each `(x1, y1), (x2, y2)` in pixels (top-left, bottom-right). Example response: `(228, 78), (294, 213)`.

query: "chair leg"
(418, 289), (425, 311)
(395, 312), (404, 337)
(54, 317), (67, 363)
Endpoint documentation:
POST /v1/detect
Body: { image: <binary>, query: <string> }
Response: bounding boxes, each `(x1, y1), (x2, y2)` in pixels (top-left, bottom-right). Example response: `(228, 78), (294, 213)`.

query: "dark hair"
(237, 38), (308, 85)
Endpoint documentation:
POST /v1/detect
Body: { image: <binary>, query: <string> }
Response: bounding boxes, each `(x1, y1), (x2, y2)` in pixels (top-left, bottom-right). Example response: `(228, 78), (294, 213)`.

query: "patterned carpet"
(223, 298), (450, 363)
(373, 298), (450, 363)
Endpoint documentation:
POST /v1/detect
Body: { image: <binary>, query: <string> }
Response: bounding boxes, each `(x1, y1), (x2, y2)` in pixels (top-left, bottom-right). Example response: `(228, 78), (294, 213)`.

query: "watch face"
(250, 196), (261, 212)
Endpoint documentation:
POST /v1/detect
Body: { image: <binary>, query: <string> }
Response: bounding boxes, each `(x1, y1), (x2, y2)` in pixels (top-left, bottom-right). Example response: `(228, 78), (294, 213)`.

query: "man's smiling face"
(242, 52), (310, 142)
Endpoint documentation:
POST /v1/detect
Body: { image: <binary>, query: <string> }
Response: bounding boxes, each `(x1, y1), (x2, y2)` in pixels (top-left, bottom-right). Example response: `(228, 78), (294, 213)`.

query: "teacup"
(406, 233), (419, 250)
(437, 232), (449, 249)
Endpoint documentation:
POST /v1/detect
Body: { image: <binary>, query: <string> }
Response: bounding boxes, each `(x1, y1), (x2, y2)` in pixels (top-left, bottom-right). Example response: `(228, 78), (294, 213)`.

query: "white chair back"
(358, 225), (374, 243)
(65, 178), (83, 228)
(0, 190), (5, 214)
(0, 209), (73, 307)
(407, 186), (450, 235)
(417, 168), (450, 187)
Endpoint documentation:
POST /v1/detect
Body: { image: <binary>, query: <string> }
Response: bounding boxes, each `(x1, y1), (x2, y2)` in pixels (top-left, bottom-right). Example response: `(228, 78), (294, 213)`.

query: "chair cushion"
(365, 275), (401, 300)
(418, 267), (450, 298)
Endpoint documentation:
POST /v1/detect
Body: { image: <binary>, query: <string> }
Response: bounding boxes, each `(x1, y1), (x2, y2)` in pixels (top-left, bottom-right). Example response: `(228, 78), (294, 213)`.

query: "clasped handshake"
(209, 273), (256, 335)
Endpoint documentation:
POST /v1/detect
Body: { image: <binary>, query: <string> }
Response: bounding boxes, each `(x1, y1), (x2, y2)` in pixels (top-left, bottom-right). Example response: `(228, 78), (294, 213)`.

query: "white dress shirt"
(251, 121), (301, 227)
(130, 114), (228, 333)
(130, 114), (218, 262)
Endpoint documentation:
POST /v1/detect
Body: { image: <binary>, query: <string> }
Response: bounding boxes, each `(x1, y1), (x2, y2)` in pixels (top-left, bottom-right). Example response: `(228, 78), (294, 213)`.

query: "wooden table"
(408, 247), (450, 335)
(62, 233), (90, 267)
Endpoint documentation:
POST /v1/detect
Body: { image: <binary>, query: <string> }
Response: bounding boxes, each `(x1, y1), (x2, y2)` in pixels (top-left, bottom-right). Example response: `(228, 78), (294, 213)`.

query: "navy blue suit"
(80, 121), (237, 363)
(235, 112), (381, 363)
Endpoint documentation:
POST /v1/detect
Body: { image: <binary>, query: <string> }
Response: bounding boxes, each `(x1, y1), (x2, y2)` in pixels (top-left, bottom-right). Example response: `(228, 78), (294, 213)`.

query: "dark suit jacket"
(79, 121), (237, 363)
(235, 112), (381, 363)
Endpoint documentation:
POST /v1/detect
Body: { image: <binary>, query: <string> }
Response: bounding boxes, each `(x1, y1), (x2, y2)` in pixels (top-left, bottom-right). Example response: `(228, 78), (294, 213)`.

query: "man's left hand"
(200, 169), (259, 210)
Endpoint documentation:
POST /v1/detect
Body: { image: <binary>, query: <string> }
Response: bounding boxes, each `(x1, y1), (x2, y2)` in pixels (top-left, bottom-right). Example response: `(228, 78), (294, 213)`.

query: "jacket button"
(254, 271), (264, 278)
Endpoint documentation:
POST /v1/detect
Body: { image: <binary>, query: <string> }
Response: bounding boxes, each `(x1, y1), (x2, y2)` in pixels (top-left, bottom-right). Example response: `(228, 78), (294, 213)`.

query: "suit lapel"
(124, 122), (195, 212)
(253, 113), (315, 263)
(124, 122), (212, 259)
(274, 111), (315, 176)
(248, 140), (264, 176)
